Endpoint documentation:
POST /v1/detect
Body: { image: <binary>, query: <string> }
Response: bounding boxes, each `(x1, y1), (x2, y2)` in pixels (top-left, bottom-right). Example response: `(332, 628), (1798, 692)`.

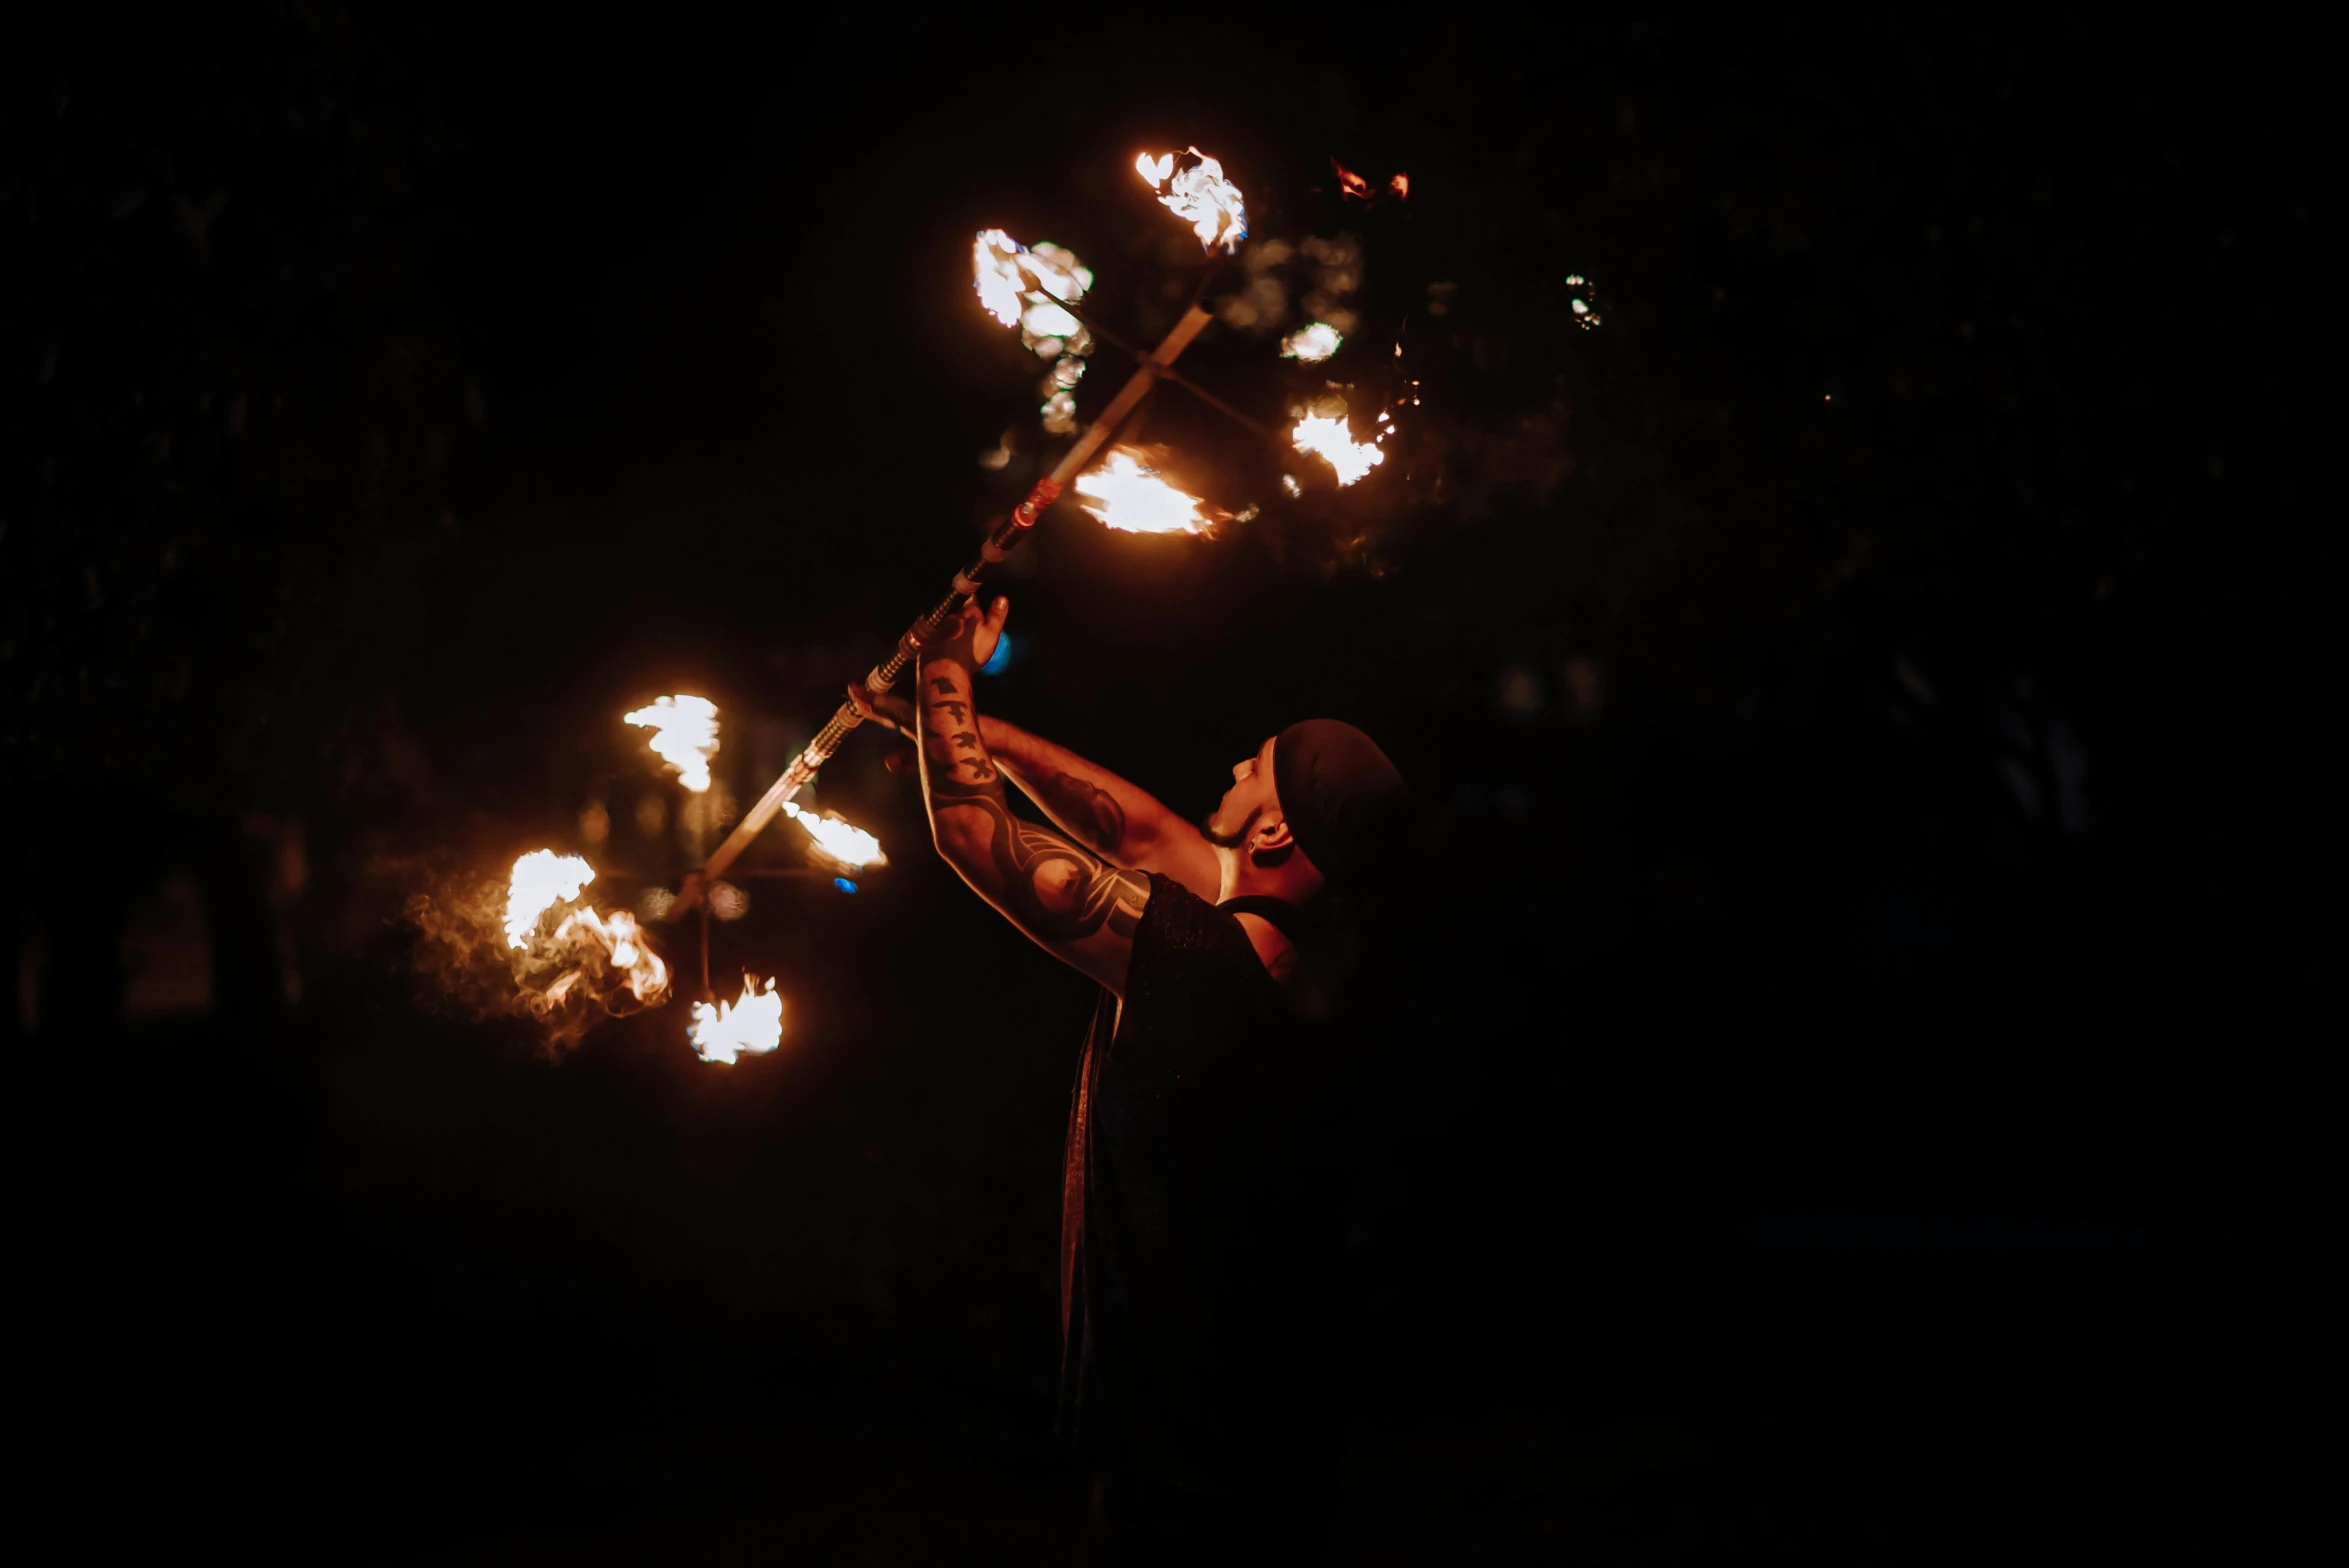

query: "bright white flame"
(974, 228), (1029, 327)
(1024, 242), (1092, 303)
(506, 850), (594, 948)
(1022, 301), (1081, 338)
(625, 695), (719, 793)
(1291, 415), (1386, 486)
(1135, 147), (1248, 254)
(1281, 322), (1343, 362)
(976, 230), (1092, 330)
(784, 800), (887, 869)
(1075, 449), (1212, 535)
(689, 975), (784, 1065)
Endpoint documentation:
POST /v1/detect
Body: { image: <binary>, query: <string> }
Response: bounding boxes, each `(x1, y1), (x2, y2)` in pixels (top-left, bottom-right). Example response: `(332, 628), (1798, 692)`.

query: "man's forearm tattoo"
(1035, 768), (1128, 855)
(921, 652), (1143, 941)
(918, 659), (996, 782)
(932, 781), (1147, 940)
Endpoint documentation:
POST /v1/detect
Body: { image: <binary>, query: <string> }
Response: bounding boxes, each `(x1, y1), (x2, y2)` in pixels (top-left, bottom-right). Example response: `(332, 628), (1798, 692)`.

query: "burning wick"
(689, 975), (783, 1065)
(506, 850), (595, 948)
(1075, 449), (1213, 535)
(625, 695), (720, 793)
(1135, 148), (1248, 254)
(783, 800), (886, 870)
(1290, 415), (1386, 486)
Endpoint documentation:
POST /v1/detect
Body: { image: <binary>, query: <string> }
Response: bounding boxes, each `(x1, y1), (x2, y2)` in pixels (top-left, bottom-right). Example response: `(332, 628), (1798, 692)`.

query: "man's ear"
(1250, 815), (1296, 868)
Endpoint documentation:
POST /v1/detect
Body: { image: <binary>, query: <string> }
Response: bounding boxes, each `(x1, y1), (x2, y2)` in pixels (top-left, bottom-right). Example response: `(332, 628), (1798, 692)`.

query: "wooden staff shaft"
(679, 304), (1215, 907)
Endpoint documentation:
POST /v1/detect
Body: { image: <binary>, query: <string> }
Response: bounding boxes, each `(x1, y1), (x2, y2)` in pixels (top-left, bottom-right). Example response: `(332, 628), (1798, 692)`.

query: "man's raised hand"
(903, 595), (1010, 674)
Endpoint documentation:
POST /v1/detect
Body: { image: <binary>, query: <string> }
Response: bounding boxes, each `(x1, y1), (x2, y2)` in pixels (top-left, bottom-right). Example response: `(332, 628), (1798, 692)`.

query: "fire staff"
(851, 596), (1408, 1564)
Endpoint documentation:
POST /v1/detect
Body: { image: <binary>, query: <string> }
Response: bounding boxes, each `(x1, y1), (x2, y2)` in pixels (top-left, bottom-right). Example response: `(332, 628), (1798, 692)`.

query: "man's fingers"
(848, 683), (916, 736)
(984, 595), (1011, 637)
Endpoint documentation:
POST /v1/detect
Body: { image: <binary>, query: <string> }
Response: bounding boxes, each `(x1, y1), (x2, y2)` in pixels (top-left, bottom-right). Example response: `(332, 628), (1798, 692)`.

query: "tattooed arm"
(912, 602), (1154, 995)
(848, 599), (1218, 898)
(986, 728), (1218, 899)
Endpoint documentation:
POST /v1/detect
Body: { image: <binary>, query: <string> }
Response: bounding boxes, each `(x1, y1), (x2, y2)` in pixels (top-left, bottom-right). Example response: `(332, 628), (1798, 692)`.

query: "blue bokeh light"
(979, 634), (1016, 676)
(833, 878), (859, 894)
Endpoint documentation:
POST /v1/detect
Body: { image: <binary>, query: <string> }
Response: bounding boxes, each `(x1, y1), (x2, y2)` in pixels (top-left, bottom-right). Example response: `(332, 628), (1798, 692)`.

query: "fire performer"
(849, 596), (1408, 1563)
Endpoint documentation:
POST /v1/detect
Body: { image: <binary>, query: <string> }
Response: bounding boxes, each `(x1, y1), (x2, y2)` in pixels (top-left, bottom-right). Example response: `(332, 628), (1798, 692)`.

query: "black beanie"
(1272, 719), (1409, 893)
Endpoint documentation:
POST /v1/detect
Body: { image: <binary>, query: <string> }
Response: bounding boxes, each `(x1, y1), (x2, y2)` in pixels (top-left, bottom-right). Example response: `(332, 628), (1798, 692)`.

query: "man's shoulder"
(1133, 873), (1262, 967)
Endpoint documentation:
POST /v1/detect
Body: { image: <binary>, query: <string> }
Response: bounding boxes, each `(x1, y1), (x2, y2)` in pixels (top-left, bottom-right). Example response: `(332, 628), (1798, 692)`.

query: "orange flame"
(783, 800), (887, 870)
(1332, 157), (1409, 203)
(1135, 148), (1247, 254)
(1075, 449), (1213, 535)
(689, 975), (783, 1065)
(1291, 414), (1386, 486)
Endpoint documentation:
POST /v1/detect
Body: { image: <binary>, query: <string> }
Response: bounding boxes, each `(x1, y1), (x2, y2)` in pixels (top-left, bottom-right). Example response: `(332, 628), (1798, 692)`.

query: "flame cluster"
(1135, 149), (1248, 254)
(503, 851), (670, 1014)
(690, 975), (784, 1065)
(625, 695), (719, 793)
(973, 229), (1099, 434)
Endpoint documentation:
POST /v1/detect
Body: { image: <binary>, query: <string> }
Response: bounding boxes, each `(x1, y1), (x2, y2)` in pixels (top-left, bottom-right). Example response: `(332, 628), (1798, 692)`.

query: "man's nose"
(1232, 761), (1247, 782)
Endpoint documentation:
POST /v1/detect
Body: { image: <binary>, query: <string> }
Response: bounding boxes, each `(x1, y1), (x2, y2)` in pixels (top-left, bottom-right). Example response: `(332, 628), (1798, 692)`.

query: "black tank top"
(1059, 875), (1345, 1495)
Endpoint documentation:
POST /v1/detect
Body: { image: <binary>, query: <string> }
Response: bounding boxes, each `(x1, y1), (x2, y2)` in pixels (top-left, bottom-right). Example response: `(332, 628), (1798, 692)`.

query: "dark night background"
(5, 6), (2336, 1561)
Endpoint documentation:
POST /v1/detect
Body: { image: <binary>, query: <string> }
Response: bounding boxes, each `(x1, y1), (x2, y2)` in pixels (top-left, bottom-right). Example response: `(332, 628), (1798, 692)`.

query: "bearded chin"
(1199, 806), (1261, 850)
